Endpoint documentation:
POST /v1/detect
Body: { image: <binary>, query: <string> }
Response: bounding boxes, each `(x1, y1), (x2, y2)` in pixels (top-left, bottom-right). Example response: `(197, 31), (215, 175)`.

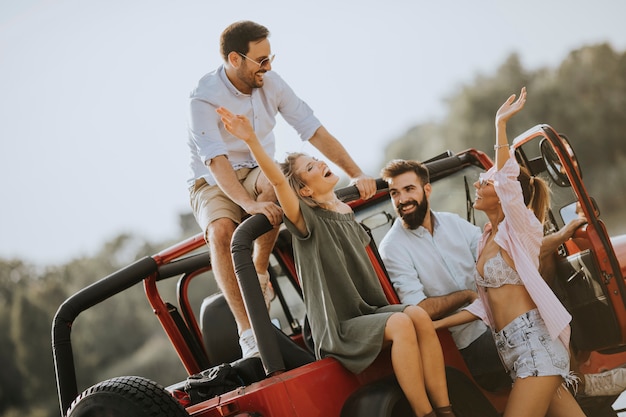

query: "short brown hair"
(380, 159), (430, 186)
(220, 21), (270, 62)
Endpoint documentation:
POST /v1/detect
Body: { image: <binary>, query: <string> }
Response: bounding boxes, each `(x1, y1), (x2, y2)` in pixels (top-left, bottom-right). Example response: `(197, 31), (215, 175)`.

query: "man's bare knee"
(207, 218), (237, 248)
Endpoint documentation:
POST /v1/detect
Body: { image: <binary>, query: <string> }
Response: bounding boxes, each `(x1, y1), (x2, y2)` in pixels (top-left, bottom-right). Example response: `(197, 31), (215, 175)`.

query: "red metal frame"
(144, 270), (203, 375)
(144, 233), (209, 375)
(513, 125), (626, 347)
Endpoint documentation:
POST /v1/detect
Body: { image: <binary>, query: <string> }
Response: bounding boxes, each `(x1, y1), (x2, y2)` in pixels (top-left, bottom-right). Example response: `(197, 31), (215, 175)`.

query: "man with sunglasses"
(187, 20), (376, 359)
(378, 159), (626, 402)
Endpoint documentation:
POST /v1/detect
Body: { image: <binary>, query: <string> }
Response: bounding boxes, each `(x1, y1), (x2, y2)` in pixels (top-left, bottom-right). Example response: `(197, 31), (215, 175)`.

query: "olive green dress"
(284, 201), (407, 373)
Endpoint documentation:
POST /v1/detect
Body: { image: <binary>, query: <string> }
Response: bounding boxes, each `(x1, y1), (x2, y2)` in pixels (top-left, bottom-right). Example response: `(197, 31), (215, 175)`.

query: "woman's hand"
(434, 310), (478, 330)
(433, 319), (446, 331)
(495, 87), (527, 126)
(216, 107), (256, 143)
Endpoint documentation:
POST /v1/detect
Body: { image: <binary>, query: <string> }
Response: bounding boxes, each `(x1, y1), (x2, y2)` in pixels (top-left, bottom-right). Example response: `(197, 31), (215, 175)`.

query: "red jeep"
(53, 124), (626, 416)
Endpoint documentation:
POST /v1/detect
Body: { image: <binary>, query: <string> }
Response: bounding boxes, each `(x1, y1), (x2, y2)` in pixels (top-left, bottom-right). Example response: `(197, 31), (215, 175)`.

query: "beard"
(236, 66), (265, 89)
(397, 197), (429, 230)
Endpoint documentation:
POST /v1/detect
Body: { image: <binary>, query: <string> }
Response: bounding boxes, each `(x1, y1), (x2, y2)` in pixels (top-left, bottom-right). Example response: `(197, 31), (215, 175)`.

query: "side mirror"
(559, 199), (600, 225)
(361, 212), (393, 231)
(560, 202), (580, 225)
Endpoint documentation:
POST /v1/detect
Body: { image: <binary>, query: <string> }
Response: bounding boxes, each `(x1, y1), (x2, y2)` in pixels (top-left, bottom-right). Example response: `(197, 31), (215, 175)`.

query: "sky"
(2, 0), (626, 266)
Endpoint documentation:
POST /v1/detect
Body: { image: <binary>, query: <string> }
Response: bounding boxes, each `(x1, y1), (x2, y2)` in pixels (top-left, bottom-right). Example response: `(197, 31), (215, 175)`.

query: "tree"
(383, 43), (626, 217)
(0, 262), (24, 413)
(9, 287), (57, 410)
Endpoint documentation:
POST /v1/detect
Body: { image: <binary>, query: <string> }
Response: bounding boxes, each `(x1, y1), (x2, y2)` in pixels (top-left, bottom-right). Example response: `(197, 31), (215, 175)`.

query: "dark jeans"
(459, 328), (511, 392)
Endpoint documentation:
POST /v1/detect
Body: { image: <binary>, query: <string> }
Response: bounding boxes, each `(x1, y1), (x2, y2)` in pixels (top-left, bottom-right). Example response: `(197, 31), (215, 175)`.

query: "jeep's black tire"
(340, 375), (413, 417)
(67, 376), (189, 417)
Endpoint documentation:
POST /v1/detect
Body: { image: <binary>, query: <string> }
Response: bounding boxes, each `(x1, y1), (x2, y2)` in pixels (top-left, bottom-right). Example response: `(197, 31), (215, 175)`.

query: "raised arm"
(216, 107), (305, 233)
(494, 87), (526, 170)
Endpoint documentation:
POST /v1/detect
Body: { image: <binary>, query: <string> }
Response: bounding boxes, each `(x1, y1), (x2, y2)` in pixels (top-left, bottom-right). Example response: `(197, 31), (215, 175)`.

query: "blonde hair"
(279, 152), (318, 208)
(518, 166), (550, 224)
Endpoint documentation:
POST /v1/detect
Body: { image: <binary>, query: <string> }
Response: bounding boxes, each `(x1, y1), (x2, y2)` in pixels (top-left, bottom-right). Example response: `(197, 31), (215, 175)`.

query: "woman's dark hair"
(220, 21), (270, 61)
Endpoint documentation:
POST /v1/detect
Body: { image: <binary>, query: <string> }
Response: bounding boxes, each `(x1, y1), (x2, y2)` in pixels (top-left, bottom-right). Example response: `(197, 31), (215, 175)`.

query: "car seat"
(200, 292), (315, 372)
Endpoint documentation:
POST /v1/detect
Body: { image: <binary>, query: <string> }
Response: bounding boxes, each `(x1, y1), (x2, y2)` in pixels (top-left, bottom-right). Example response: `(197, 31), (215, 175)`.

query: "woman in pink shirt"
(435, 88), (585, 417)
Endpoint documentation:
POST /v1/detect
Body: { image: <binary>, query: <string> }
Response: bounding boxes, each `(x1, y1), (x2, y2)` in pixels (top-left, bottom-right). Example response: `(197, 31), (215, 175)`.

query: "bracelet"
(494, 144), (509, 150)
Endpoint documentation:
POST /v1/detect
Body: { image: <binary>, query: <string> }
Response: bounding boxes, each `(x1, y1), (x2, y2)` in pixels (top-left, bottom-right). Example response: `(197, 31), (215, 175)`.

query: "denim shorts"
(493, 309), (571, 382)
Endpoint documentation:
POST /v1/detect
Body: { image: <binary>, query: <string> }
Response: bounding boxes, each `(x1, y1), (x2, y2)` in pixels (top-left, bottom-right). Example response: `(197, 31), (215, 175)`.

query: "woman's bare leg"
(384, 312), (433, 417)
(404, 306), (450, 408)
(546, 382), (587, 417)
(505, 375), (584, 417)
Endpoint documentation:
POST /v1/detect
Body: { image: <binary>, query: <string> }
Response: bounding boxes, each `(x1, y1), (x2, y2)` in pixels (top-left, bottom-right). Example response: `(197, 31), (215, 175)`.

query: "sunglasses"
(239, 53), (275, 68)
(478, 177), (494, 188)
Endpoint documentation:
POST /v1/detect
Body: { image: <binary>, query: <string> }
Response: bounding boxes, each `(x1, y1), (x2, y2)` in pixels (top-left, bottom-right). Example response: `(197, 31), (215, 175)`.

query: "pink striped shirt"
(465, 151), (571, 347)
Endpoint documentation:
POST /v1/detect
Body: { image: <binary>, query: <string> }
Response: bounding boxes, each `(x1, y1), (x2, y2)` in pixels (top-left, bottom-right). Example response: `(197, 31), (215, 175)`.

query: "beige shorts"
(189, 167), (262, 239)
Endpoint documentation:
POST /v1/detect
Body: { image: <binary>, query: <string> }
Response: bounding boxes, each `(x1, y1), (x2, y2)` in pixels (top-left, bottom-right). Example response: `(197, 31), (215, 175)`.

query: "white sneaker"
(583, 367), (626, 396)
(239, 329), (260, 359)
